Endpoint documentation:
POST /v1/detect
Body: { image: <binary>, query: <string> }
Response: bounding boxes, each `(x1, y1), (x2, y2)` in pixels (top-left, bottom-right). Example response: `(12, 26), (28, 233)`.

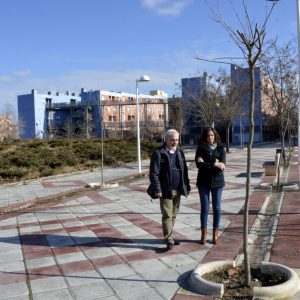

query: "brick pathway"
(0, 144), (298, 299)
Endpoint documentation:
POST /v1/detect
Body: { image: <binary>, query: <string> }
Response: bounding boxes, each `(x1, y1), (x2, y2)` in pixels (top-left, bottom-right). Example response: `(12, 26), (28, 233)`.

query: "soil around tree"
(203, 265), (286, 299)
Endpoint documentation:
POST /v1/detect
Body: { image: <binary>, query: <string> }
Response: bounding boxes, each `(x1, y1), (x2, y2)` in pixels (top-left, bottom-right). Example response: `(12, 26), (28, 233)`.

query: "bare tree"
(168, 97), (186, 143)
(0, 104), (23, 140)
(204, 0), (277, 286)
(214, 69), (242, 152)
(0, 114), (12, 141)
(183, 74), (222, 128)
(63, 117), (75, 138)
(260, 40), (299, 159)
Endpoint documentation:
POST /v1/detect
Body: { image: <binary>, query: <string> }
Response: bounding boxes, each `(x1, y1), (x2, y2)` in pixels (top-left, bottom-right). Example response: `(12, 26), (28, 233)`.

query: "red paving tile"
(0, 272), (26, 285)
(28, 265), (62, 280)
(42, 180), (86, 188)
(91, 255), (125, 268)
(23, 246), (53, 260)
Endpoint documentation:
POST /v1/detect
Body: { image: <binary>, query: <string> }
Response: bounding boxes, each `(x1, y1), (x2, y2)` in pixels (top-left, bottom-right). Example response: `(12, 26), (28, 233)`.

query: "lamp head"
(137, 75), (150, 82)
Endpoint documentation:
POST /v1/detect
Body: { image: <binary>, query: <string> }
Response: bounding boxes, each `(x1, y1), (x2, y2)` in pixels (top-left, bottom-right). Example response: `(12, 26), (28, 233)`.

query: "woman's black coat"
(195, 144), (226, 188)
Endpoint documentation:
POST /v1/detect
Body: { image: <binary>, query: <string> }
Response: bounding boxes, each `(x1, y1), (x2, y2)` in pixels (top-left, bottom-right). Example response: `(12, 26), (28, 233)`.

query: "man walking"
(149, 129), (190, 250)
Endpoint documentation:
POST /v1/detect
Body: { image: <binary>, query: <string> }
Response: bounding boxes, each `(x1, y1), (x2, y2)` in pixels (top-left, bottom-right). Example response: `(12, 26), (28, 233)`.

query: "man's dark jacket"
(149, 145), (191, 199)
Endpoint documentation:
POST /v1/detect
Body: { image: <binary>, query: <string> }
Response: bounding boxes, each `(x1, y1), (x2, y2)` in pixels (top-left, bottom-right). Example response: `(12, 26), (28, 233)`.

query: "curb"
(253, 262), (300, 299)
(189, 260), (235, 297)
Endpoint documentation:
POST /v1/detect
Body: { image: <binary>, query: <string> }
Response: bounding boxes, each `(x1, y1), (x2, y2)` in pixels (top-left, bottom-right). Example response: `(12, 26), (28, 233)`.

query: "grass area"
(0, 137), (159, 184)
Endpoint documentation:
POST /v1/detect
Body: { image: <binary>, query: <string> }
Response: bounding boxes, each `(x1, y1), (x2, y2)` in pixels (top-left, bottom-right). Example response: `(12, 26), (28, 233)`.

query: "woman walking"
(195, 127), (226, 245)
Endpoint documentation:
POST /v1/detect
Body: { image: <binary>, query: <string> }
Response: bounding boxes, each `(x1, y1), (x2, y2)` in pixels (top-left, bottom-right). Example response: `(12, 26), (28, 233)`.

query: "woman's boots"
(200, 227), (218, 245)
(200, 227), (207, 245)
(212, 227), (218, 244)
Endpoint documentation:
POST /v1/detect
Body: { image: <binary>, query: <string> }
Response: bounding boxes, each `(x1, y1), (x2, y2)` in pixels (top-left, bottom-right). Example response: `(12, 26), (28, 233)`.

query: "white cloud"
(0, 76), (15, 83)
(141, 0), (193, 16)
(0, 70), (31, 83)
(12, 70), (31, 78)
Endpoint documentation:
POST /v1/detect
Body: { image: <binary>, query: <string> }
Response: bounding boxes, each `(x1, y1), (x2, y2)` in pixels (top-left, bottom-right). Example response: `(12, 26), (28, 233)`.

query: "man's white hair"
(165, 129), (179, 140)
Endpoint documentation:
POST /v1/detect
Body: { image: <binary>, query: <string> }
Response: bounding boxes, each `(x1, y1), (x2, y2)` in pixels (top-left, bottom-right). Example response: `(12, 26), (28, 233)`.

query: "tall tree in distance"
(260, 40), (299, 159)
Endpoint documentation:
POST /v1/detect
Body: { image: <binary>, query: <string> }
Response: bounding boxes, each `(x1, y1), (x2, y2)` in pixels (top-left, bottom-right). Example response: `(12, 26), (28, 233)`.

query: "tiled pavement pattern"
(0, 144), (299, 299)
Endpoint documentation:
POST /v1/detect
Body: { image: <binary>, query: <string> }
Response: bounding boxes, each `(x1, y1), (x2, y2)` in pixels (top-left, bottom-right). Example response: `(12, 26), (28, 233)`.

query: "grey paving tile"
(56, 251), (86, 265)
(118, 287), (164, 300)
(141, 268), (179, 284)
(70, 280), (114, 300)
(130, 258), (168, 274)
(65, 270), (102, 287)
(19, 226), (41, 234)
(99, 263), (136, 279)
(30, 276), (68, 293)
(107, 274), (150, 295)
(160, 253), (197, 269)
(114, 225), (148, 238)
(151, 281), (182, 299)
(93, 296), (119, 300)
(0, 229), (19, 237)
(0, 260), (25, 272)
(84, 247), (115, 260)
(0, 282), (28, 298)
(111, 245), (141, 255)
(0, 242), (22, 253)
(3, 294), (30, 300)
(26, 256), (57, 269)
(32, 288), (73, 300)
(187, 249), (208, 261)
(0, 249), (23, 264)
(41, 223), (63, 230)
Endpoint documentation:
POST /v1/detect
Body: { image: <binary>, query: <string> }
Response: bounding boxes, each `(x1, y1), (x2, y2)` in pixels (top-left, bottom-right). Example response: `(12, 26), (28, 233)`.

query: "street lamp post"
(136, 75), (150, 173)
(296, 0), (300, 163)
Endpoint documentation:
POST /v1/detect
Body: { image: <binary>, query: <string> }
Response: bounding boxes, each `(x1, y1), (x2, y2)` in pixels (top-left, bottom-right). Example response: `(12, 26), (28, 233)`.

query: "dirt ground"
(203, 265), (285, 299)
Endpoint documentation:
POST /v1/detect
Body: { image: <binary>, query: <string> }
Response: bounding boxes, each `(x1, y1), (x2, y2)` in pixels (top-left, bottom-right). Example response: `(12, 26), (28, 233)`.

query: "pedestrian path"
(0, 144), (298, 299)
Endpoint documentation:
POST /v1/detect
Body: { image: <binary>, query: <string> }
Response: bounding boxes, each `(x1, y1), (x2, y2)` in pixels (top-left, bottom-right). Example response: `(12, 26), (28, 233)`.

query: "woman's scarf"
(206, 143), (217, 152)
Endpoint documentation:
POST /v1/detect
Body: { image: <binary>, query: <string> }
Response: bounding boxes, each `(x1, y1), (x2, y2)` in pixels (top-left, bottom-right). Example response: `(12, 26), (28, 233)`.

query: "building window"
(159, 115), (164, 120)
(128, 115), (135, 121)
(109, 116), (116, 122)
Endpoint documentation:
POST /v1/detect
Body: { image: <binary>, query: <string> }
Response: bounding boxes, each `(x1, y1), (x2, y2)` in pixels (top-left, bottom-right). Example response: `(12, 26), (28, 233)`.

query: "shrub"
(0, 137), (159, 184)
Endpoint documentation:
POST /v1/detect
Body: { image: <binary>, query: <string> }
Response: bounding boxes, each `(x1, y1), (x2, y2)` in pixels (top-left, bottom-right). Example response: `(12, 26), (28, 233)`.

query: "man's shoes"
(166, 242), (174, 250)
(174, 240), (180, 246)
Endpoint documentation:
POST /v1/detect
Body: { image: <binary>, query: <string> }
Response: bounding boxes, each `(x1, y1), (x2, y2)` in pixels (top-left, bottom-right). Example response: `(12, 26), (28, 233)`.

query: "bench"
(263, 161), (276, 176)
(263, 152), (281, 176)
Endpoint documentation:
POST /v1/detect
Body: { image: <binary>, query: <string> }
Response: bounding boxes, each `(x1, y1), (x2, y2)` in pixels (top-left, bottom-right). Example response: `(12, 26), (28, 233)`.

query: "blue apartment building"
(18, 88), (168, 139)
(18, 90), (81, 139)
(181, 67), (263, 145)
(230, 65), (263, 144)
(181, 72), (212, 144)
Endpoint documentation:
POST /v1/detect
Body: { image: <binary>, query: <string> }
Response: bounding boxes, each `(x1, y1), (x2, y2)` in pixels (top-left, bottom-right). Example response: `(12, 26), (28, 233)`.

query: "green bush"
(0, 137), (159, 184)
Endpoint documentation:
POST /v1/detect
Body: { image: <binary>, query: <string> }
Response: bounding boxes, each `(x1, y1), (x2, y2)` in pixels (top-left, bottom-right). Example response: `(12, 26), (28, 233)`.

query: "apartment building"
(18, 88), (168, 139)
(18, 89), (81, 139)
(181, 72), (219, 144)
(181, 67), (265, 145)
(230, 64), (263, 144)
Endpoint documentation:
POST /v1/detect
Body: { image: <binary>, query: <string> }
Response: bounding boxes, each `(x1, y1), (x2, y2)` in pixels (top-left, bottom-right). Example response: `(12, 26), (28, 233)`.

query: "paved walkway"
(0, 144), (299, 299)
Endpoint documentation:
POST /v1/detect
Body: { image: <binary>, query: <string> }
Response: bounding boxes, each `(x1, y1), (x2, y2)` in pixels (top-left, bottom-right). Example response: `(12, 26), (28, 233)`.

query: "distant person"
(149, 129), (191, 251)
(195, 127), (226, 245)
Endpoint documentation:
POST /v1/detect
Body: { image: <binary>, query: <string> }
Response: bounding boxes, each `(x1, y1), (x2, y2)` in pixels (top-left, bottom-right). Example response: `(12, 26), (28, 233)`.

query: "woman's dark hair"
(198, 127), (222, 147)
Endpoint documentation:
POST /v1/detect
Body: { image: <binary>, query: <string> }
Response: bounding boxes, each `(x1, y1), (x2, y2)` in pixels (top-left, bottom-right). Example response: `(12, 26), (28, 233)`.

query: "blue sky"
(0, 0), (297, 115)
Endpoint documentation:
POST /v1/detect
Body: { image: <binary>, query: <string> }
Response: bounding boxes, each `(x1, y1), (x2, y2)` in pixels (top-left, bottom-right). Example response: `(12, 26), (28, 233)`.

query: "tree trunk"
(243, 61), (255, 287)
(226, 123), (230, 153)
